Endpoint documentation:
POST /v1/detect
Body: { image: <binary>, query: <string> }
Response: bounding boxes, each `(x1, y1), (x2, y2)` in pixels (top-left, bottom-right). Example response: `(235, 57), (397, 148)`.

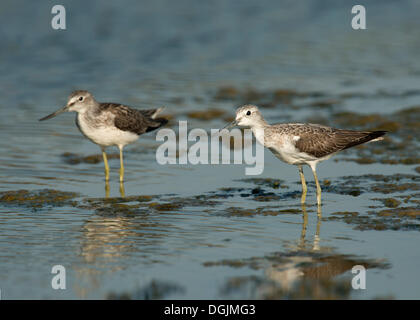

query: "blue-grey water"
(0, 0), (419, 299)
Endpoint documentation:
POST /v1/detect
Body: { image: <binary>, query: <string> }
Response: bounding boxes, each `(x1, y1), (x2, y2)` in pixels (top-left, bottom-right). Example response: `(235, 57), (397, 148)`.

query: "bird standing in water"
(224, 105), (387, 208)
(39, 90), (168, 186)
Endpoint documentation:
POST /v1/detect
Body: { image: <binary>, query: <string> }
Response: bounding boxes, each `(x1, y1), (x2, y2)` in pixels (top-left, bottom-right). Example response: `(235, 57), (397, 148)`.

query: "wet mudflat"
(1, 84), (418, 299)
(1, 0), (420, 299)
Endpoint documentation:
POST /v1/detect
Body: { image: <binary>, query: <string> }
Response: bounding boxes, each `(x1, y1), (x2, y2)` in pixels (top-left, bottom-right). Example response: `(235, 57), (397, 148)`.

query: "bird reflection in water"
(73, 215), (138, 298)
(218, 205), (388, 299)
(298, 204), (321, 251)
(104, 180), (126, 198)
(72, 205), (168, 298)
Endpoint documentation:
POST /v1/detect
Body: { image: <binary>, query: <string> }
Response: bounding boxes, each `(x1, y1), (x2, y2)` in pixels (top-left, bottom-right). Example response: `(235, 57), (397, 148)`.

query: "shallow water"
(0, 0), (420, 299)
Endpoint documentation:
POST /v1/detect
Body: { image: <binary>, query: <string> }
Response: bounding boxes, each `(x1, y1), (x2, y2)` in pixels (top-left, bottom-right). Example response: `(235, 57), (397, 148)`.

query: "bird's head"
(223, 105), (266, 129)
(39, 90), (96, 121)
(65, 90), (95, 112)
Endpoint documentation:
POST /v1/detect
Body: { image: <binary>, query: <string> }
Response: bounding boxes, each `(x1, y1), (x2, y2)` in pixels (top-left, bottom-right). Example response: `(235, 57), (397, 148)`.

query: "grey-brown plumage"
(265, 123), (387, 159)
(39, 90), (168, 184)
(96, 103), (168, 134)
(227, 105), (388, 208)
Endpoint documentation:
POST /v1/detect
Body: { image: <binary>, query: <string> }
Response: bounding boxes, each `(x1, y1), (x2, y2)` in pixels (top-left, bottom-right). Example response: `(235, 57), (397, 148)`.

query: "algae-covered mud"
(1, 0), (420, 299)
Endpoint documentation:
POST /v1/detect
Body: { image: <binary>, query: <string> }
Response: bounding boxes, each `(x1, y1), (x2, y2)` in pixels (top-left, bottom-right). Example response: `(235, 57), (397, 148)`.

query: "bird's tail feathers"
(367, 130), (387, 142)
(146, 117), (168, 133)
(151, 107), (165, 119)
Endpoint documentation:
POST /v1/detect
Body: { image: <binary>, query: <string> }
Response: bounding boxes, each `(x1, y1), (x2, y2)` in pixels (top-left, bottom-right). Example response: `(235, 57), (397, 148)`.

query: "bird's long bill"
(221, 119), (238, 130)
(39, 106), (68, 121)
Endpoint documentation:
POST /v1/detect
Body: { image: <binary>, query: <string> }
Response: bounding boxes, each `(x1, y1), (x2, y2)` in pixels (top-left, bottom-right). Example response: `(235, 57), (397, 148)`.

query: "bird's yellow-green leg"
(298, 165), (307, 204)
(119, 181), (125, 198)
(316, 200), (322, 217)
(118, 145), (124, 182)
(310, 165), (322, 207)
(105, 179), (110, 198)
(102, 148), (110, 181)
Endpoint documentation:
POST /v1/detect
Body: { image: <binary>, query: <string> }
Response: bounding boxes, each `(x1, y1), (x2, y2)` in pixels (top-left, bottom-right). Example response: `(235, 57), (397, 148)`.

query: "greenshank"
(224, 105), (387, 207)
(39, 90), (168, 183)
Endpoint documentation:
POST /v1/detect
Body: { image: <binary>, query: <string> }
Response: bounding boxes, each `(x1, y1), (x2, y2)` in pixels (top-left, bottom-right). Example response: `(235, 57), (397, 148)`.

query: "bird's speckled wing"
(267, 123), (386, 158)
(99, 103), (167, 135)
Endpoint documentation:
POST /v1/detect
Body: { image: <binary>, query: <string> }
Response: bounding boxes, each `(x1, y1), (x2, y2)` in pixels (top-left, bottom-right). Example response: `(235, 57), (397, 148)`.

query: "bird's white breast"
(253, 127), (308, 164)
(76, 113), (138, 147)
(252, 127), (266, 146)
(267, 136), (318, 165)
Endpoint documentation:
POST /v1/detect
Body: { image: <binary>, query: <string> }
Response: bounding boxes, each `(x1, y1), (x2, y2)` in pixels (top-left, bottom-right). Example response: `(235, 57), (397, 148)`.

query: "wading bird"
(224, 105), (386, 207)
(39, 90), (168, 183)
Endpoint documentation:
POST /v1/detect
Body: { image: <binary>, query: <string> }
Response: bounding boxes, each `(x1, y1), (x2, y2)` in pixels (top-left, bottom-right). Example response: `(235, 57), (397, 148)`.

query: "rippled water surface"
(0, 0), (420, 299)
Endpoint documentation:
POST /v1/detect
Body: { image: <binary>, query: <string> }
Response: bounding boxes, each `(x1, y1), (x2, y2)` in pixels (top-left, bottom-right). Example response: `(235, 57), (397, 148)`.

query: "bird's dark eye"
(79, 96), (84, 101)
(246, 111), (251, 116)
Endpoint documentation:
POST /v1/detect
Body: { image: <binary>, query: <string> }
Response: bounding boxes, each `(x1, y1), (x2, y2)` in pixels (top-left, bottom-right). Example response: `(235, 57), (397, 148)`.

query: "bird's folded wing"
(138, 108), (164, 119)
(111, 105), (164, 135)
(293, 126), (384, 158)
